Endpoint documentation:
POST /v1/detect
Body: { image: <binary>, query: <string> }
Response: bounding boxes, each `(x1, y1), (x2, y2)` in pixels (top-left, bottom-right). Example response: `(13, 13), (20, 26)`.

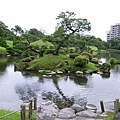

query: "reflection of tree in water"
(15, 82), (40, 102)
(69, 73), (88, 85)
(101, 73), (110, 78)
(41, 74), (87, 109)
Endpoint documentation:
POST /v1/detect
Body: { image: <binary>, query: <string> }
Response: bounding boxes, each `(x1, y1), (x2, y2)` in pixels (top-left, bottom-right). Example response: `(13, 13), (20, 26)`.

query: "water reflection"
(1, 51), (120, 110)
(15, 82), (40, 102)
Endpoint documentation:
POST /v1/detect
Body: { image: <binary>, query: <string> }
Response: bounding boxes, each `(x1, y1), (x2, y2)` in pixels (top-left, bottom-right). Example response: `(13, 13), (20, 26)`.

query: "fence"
(0, 97), (120, 120)
(0, 96), (37, 120)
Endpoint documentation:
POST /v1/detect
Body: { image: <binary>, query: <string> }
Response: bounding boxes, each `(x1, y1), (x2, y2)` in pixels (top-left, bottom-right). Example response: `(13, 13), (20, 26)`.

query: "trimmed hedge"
(74, 55), (89, 67)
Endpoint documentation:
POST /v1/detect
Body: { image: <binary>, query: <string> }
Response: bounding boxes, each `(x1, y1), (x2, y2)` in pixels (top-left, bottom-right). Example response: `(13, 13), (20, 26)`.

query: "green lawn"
(0, 109), (36, 120)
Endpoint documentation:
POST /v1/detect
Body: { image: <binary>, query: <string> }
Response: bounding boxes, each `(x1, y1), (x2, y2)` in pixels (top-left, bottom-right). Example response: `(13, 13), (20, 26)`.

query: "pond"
(0, 51), (120, 111)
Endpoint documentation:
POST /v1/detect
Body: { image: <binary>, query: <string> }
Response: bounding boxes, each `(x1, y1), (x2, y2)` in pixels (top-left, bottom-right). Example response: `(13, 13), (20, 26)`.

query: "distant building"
(106, 23), (120, 41)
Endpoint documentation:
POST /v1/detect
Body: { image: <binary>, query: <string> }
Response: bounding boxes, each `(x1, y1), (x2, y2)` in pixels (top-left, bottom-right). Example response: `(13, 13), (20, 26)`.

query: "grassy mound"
(30, 39), (54, 48)
(29, 54), (99, 72)
(0, 47), (8, 54)
(6, 40), (13, 47)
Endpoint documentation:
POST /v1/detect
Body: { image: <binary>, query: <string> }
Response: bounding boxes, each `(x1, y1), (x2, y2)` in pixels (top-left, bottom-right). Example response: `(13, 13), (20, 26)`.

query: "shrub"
(29, 56), (35, 60)
(22, 57), (32, 62)
(45, 49), (55, 54)
(81, 52), (92, 60)
(109, 58), (118, 65)
(69, 54), (79, 59)
(74, 55), (89, 67)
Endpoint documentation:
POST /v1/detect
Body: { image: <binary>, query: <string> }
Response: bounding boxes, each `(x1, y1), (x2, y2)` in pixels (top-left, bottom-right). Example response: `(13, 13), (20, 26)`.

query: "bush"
(109, 58), (118, 65)
(29, 56), (35, 60)
(74, 55), (89, 67)
(69, 54), (79, 59)
(22, 57), (32, 62)
(45, 49), (55, 54)
(81, 52), (92, 60)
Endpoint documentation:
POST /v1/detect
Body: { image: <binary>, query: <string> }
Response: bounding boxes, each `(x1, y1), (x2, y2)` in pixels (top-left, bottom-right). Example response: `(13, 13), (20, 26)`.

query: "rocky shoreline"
(36, 102), (108, 120)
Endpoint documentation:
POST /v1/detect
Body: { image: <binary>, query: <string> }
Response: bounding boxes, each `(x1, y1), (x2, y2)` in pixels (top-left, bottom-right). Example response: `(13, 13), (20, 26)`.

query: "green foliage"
(0, 37), (7, 48)
(6, 46), (15, 54)
(6, 40), (13, 47)
(0, 46), (8, 54)
(11, 25), (24, 35)
(45, 49), (55, 54)
(28, 28), (45, 38)
(30, 39), (54, 48)
(22, 57), (32, 62)
(81, 52), (92, 60)
(69, 53), (79, 59)
(74, 55), (89, 67)
(29, 56), (35, 60)
(109, 58), (118, 65)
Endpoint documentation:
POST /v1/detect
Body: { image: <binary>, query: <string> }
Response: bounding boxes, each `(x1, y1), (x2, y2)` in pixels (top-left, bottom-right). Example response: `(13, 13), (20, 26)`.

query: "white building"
(106, 23), (120, 41)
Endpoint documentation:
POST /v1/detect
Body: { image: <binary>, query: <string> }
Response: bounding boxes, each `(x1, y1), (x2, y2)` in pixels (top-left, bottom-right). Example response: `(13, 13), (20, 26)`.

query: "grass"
(0, 47), (8, 54)
(6, 40), (13, 47)
(106, 111), (114, 120)
(88, 46), (98, 51)
(29, 54), (99, 72)
(30, 39), (54, 48)
(0, 109), (36, 120)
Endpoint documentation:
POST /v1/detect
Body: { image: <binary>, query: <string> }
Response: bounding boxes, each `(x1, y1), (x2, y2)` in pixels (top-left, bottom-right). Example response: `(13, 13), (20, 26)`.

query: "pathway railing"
(0, 97), (120, 120)
(0, 96), (37, 120)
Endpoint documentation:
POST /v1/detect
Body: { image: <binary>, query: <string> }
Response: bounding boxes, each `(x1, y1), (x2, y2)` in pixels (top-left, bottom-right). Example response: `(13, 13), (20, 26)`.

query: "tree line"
(0, 11), (114, 57)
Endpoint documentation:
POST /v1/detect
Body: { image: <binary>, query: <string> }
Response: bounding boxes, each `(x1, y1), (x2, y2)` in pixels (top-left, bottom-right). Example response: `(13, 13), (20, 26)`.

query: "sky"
(0, 0), (120, 41)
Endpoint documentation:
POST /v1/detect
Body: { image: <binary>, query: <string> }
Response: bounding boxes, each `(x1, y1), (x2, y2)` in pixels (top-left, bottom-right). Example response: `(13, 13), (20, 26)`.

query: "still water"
(0, 52), (120, 111)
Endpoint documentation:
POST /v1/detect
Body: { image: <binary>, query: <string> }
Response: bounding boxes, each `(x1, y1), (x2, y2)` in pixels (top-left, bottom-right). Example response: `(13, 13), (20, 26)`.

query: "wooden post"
(34, 96), (37, 110)
(20, 104), (26, 120)
(114, 99), (119, 114)
(100, 100), (105, 113)
(29, 99), (32, 119)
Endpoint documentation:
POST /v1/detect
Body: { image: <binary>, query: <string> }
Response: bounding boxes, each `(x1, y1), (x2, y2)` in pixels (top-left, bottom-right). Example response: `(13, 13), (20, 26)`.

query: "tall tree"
(53, 11), (91, 55)
(28, 28), (45, 38)
(11, 25), (24, 35)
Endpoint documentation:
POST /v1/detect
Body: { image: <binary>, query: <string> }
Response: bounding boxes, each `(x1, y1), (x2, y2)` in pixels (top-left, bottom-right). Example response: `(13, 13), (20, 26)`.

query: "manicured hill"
(6, 40), (13, 47)
(29, 54), (99, 71)
(0, 47), (7, 54)
(30, 40), (54, 48)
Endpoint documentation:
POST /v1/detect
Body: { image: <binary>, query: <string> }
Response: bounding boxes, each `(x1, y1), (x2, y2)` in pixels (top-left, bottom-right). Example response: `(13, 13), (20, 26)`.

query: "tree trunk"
(53, 41), (65, 55)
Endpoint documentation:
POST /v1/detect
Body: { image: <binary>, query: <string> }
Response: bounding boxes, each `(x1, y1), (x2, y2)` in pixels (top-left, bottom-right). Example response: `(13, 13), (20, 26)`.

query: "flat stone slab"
(57, 108), (76, 119)
(76, 110), (99, 118)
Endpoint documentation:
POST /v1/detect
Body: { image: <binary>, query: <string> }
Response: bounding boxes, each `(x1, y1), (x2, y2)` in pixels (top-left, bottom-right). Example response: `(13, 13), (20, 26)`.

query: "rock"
(46, 71), (56, 75)
(76, 110), (99, 118)
(86, 104), (97, 112)
(91, 58), (99, 64)
(76, 71), (83, 75)
(71, 104), (84, 112)
(85, 70), (93, 74)
(57, 108), (76, 119)
(41, 100), (52, 105)
(56, 70), (63, 74)
(38, 70), (44, 73)
(114, 112), (120, 119)
(97, 71), (103, 75)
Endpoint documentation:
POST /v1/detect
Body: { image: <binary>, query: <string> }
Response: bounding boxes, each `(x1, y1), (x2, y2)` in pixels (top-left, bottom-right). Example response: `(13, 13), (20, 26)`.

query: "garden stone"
(114, 112), (120, 120)
(71, 104), (84, 112)
(57, 108), (76, 119)
(86, 104), (97, 112)
(76, 110), (99, 118)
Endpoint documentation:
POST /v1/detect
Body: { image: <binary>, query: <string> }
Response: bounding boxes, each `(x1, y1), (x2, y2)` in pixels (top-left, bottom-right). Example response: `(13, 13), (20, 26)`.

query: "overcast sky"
(0, 0), (120, 41)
